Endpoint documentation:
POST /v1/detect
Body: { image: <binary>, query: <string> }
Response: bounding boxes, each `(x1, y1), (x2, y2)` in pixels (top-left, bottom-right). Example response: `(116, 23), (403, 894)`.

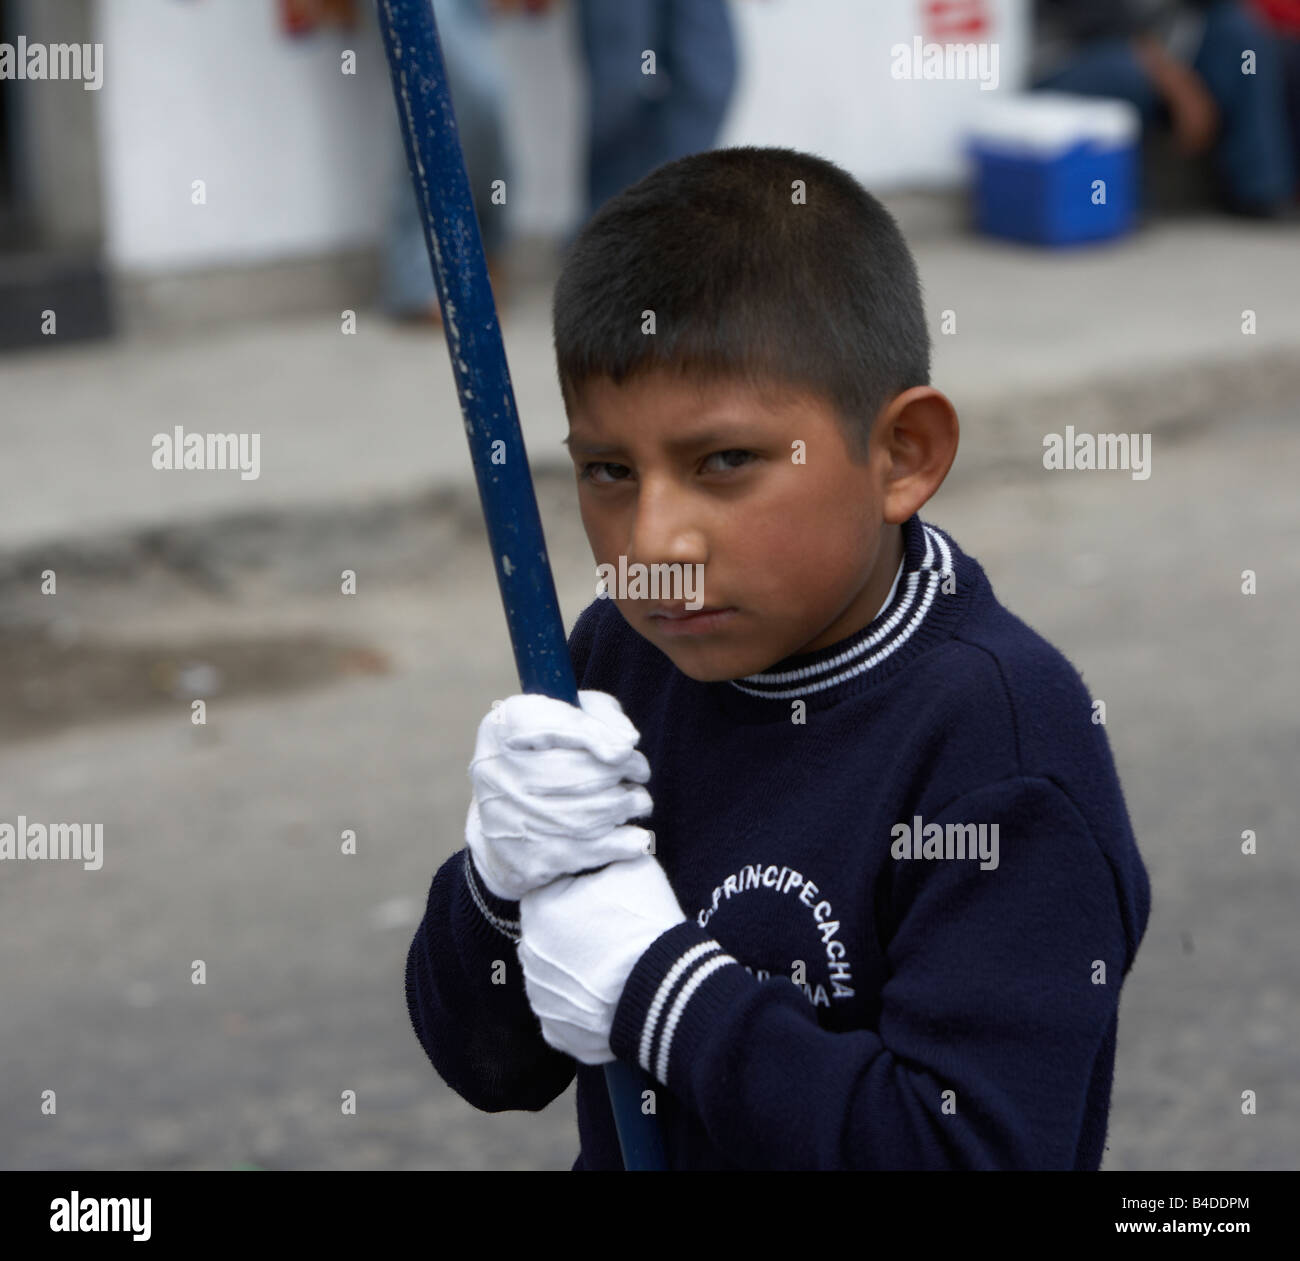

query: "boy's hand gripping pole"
(376, 0), (667, 1171)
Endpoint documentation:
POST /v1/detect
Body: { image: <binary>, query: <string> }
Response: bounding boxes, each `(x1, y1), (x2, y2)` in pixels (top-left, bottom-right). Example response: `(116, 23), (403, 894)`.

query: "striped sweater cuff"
(609, 920), (751, 1092)
(460, 848), (521, 943)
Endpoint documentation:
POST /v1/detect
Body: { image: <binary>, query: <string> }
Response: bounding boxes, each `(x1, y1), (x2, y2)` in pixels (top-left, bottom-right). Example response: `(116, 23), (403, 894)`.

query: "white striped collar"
(726, 518), (956, 701)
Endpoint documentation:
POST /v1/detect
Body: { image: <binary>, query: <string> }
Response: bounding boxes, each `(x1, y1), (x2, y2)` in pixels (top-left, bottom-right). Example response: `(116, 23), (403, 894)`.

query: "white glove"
(465, 690), (655, 902)
(519, 852), (688, 1065)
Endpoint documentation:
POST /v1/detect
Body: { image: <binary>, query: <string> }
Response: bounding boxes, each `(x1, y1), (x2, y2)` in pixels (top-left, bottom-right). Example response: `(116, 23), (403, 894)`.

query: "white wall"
(719, 0), (1028, 186)
(93, 0), (396, 271)
(93, 0), (1026, 272)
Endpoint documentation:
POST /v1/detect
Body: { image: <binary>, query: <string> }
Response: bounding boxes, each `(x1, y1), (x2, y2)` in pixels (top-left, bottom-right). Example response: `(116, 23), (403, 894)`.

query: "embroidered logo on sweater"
(694, 862), (855, 1006)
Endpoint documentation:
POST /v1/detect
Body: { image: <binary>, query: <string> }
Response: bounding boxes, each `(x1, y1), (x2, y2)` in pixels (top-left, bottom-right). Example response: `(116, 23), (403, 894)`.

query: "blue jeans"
(1281, 32), (1300, 170)
(383, 0), (509, 316)
(1033, 1), (1297, 210)
(576, 0), (737, 224)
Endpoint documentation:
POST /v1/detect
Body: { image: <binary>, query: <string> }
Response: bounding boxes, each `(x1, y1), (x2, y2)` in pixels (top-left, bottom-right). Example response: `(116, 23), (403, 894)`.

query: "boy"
(405, 146), (1152, 1171)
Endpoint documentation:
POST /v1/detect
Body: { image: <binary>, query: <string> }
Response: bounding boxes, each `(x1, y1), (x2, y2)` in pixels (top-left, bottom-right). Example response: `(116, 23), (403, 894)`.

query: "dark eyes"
(705, 449), (755, 472)
(578, 462), (631, 484)
(578, 450), (755, 484)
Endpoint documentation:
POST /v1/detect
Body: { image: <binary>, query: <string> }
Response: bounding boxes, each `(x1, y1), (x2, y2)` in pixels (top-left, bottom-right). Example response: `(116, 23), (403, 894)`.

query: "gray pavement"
(0, 212), (1297, 1171)
(0, 397), (1297, 1170)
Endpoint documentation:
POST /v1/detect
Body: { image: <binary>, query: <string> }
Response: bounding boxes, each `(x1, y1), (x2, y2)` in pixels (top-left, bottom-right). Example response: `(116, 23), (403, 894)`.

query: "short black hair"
(552, 145), (930, 459)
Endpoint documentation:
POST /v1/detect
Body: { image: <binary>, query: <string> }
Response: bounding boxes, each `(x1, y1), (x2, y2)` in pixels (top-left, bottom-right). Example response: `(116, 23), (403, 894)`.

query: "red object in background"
(280, 0), (358, 37)
(1253, 0), (1300, 33)
(923, 0), (991, 41)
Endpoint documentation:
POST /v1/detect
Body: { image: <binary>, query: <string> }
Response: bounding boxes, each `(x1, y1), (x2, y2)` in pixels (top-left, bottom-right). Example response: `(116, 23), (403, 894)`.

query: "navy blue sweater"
(405, 513), (1152, 1170)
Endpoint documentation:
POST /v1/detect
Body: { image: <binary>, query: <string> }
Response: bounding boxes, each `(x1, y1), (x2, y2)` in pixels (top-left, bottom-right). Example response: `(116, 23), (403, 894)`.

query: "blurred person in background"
(1029, 0), (1300, 218)
(1251, 0), (1300, 169)
(572, 0), (740, 230)
(382, 0), (556, 325)
(382, 0), (743, 316)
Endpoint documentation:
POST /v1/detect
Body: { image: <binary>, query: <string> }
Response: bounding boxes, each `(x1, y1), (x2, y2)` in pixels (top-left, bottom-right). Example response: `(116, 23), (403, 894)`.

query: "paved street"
(1, 395), (1295, 1170)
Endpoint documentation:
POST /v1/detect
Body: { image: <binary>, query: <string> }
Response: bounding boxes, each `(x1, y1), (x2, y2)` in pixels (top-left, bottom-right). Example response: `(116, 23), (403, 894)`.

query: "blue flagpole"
(375, 0), (667, 1172)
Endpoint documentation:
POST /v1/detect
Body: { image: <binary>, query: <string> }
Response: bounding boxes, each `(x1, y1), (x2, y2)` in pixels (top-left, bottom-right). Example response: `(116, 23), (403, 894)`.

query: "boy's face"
(566, 370), (905, 683)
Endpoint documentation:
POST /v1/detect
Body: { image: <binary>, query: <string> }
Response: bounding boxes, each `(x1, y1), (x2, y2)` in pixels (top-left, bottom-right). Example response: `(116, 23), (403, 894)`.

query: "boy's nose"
(627, 478), (708, 568)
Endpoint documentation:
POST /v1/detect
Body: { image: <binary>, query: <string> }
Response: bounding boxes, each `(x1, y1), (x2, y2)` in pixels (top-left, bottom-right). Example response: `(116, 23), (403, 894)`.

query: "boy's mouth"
(648, 605), (738, 634)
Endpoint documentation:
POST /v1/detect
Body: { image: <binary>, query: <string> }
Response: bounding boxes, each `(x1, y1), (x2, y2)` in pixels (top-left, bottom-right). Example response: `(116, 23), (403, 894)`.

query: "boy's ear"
(878, 388), (959, 521)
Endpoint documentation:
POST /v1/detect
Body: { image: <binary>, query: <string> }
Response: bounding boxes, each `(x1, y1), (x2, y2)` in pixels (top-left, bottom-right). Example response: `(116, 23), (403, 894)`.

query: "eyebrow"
(562, 427), (755, 457)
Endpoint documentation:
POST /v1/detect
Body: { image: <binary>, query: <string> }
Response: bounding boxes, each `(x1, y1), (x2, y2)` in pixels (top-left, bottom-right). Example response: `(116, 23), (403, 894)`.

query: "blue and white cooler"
(965, 93), (1142, 246)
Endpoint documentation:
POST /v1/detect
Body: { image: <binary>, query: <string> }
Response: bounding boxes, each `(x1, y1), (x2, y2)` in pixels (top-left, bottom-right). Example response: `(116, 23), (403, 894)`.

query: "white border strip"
(637, 941), (724, 1073)
(655, 953), (739, 1083)
(464, 852), (521, 942)
(729, 524), (955, 699)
